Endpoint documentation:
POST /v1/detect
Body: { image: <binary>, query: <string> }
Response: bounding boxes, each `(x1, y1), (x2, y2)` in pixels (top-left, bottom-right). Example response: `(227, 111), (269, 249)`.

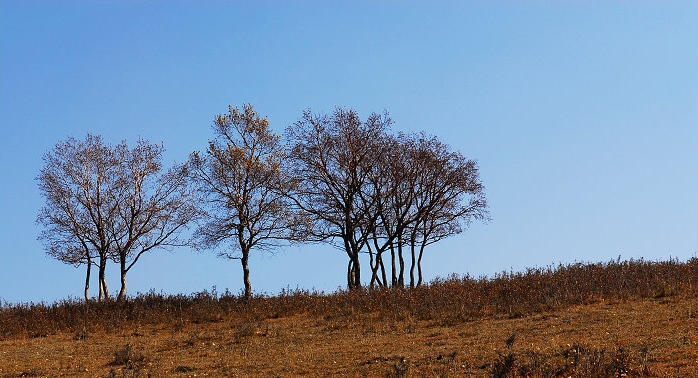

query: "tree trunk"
(369, 248), (377, 288)
(352, 253), (361, 289)
(344, 234), (361, 289)
(373, 252), (385, 288)
(347, 259), (354, 288)
(409, 243), (416, 288)
(241, 249), (252, 300)
(369, 249), (385, 288)
(397, 245), (405, 288)
(345, 253), (362, 289)
(98, 255), (109, 301)
(390, 246), (397, 287)
(84, 256), (91, 301)
(409, 231), (418, 288)
(117, 254), (127, 301)
(380, 254), (388, 288)
(417, 244), (425, 287)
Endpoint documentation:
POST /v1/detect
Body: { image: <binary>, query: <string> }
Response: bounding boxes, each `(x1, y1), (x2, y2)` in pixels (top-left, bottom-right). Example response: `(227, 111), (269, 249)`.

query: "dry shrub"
(1, 257), (695, 340)
(112, 344), (146, 366)
(489, 339), (652, 378)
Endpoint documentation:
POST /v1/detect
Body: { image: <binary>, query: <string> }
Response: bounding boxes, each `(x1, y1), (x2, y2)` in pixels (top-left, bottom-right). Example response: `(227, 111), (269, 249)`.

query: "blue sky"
(1, 1), (696, 304)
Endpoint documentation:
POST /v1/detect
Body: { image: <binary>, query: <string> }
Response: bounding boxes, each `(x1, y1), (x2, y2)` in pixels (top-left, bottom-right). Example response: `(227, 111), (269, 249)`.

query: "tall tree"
(109, 139), (199, 301)
(37, 134), (117, 301)
(286, 107), (392, 289)
(189, 104), (299, 300)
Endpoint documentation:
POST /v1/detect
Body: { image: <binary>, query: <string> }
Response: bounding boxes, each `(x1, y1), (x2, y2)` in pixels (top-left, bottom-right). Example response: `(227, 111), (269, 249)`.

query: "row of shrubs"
(1, 257), (696, 339)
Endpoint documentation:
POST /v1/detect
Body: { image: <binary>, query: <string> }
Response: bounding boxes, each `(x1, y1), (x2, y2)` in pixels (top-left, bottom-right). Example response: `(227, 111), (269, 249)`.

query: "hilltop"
(1, 258), (696, 377)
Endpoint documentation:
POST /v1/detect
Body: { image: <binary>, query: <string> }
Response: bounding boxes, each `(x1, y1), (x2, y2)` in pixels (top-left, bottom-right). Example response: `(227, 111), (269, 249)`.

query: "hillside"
(1, 259), (696, 377)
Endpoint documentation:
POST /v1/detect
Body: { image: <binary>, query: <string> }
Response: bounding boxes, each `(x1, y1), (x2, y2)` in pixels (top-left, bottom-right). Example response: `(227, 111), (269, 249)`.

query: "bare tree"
(37, 134), (117, 301)
(364, 133), (420, 288)
(286, 107), (392, 289)
(189, 104), (299, 300)
(402, 133), (489, 287)
(362, 132), (489, 288)
(37, 134), (198, 301)
(109, 139), (199, 301)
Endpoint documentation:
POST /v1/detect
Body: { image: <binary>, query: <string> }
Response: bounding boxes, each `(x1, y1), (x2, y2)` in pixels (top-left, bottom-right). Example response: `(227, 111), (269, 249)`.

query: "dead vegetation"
(1, 257), (697, 377)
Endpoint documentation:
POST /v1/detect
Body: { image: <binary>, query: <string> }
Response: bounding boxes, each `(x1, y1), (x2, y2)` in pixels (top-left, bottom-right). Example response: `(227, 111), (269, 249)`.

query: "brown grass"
(1, 258), (696, 377)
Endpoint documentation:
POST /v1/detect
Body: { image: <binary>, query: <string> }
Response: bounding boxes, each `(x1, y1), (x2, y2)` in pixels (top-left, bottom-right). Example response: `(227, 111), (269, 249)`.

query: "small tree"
(37, 134), (118, 301)
(189, 104), (299, 300)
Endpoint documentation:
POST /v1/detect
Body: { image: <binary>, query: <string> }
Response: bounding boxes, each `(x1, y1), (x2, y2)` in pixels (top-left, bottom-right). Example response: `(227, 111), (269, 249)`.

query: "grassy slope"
(1, 259), (697, 377)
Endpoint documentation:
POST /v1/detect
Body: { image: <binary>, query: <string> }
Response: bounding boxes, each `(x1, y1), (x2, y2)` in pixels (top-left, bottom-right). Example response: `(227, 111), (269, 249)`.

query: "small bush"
(113, 344), (133, 365)
(173, 365), (195, 373)
(112, 344), (146, 366)
(488, 338), (652, 378)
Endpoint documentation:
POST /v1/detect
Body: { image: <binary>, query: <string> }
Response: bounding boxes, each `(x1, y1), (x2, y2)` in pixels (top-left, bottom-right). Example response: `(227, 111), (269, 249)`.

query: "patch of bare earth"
(2, 295), (696, 377)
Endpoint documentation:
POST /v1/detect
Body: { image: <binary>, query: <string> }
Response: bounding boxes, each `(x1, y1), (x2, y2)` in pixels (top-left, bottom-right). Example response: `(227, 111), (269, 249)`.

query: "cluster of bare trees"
(37, 105), (488, 301)
(37, 135), (199, 301)
(285, 108), (489, 290)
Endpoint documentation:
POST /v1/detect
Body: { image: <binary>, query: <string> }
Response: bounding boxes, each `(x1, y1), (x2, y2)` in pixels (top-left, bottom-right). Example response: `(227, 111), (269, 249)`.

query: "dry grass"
(1, 258), (697, 377)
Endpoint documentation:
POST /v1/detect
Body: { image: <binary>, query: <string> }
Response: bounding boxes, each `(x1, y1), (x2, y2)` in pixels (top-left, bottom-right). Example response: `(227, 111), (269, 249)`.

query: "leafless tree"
(189, 104), (300, 300)
(109, 139), (199, 301)
(286, 107), (392, 289)
(364, 133), (421, 288)
(37, 134), (197, 301)
(363, 132), (489, 288)
(402, 133), (488, 287)
(37, 134), (118, 301)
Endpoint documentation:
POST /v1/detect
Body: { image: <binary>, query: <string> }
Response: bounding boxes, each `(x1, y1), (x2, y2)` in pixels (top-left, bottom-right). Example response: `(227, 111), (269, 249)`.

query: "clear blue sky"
(1, 1), (696, 304)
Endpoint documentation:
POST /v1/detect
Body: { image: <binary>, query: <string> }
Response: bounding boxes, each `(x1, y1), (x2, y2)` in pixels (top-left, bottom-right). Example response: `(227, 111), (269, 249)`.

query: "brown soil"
(2, 295), (696, 377)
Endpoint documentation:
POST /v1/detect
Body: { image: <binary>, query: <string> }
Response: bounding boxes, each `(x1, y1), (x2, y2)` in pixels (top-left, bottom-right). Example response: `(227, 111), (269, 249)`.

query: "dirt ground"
(1, 295), (697, 377)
